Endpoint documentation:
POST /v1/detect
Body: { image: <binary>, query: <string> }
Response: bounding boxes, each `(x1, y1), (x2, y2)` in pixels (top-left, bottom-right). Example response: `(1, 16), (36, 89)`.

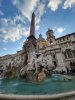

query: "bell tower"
(46, 28), (55, 45)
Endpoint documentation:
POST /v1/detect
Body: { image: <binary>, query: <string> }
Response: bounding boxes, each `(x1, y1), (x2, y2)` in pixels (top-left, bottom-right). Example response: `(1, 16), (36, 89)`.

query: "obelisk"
(27, 12), (36, 46)
(30, 12), (35, 36)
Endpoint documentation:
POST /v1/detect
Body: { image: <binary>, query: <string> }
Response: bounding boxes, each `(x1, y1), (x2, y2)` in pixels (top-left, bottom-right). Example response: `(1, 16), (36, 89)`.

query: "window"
(60, 39), (61, 42)
(67, 37), (69, 40)
(51, 46), (53, 48)
(68, 42), (72, 46)
(52, 54), (56, 59)
(49, 33), (51, 37)
(66, 49), (73, 58)
(65, 43), (68, 47)
(58, 40), (59, 43)
(63, 38), (65, 41)
(72, 50), (75, 57)
(64, 52), (67, 59)
(61, 44), (63, 48)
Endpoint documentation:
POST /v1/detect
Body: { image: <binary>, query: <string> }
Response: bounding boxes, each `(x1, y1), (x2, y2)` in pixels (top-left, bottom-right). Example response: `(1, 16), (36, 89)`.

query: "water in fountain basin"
(0, 74), (75, 95)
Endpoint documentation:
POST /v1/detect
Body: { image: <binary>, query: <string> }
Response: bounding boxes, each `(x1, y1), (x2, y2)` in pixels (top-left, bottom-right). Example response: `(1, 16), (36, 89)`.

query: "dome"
(37, 33), (45, 42)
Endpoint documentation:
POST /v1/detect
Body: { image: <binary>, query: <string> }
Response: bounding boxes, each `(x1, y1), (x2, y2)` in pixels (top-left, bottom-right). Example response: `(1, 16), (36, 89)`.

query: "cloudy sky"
(0, 0), (75, 56)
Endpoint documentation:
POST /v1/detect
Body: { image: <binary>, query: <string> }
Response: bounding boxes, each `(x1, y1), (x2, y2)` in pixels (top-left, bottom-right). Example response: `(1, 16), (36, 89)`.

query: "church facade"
(0, 13), (75, 72)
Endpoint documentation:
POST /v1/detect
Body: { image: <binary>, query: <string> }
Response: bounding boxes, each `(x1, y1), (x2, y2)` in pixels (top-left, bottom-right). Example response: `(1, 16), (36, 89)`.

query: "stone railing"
(0, 91), (75, 100)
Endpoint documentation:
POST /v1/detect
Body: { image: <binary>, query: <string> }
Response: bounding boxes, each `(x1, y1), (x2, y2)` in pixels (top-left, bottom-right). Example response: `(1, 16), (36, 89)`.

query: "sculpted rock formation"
(38, 68), (46, 82)
(19, 52), (54, 82)
(2, 47), (55, 82)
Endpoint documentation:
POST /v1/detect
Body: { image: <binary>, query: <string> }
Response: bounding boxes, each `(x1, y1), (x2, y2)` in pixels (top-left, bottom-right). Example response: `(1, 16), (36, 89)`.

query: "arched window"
(52, 54), (56, 59)
(49, 33), (51, 37)
(53, 54), (55, 59)
(66, 49), (73, 58)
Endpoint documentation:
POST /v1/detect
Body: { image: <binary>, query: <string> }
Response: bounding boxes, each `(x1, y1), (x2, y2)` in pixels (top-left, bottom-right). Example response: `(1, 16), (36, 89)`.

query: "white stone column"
(56, 52), (65, 67)
(47, 55), (53, 65)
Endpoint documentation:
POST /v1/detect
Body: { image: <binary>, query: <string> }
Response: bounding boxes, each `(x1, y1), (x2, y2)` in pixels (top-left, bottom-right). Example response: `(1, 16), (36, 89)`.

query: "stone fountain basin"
(0, 91), (75, 100)
(0, 74), (75, 100)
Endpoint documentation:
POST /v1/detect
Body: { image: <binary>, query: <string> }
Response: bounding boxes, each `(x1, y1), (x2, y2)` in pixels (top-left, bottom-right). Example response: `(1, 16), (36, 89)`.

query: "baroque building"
(0, 13), (75, 73)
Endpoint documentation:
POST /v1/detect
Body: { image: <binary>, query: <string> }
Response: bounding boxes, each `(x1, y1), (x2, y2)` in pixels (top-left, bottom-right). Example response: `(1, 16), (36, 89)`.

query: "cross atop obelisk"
(30, 12), (35, 36)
